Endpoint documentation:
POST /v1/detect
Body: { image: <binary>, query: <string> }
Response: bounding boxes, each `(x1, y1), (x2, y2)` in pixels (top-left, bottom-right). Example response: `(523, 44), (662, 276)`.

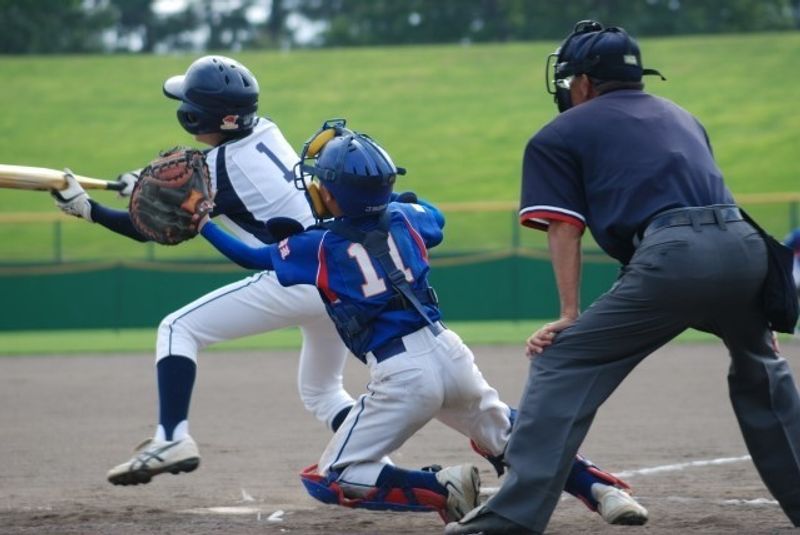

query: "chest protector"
(320, 211), (440, 359)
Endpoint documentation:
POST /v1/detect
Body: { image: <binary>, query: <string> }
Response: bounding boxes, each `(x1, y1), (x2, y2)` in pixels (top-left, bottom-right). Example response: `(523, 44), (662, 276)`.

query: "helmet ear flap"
(306, 181), (333, 220)
(301, 118), (348, 159)
(306, 128), (336, 158)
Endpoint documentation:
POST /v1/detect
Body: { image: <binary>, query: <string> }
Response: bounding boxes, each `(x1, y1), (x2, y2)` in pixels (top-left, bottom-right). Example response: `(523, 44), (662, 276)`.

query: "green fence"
(0, 252), (620, 331)
(0, 196), (797, 331)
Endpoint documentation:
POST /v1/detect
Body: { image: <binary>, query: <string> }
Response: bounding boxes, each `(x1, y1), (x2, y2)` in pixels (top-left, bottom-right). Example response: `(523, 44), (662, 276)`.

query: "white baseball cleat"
(593, 483), (649, 525)
(107, 436), (200, 486)
(435, 464), (481, 523)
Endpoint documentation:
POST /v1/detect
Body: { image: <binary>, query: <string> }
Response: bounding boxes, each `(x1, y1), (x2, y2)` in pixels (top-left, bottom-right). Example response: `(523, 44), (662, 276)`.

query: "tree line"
(1, 0), (798, 54)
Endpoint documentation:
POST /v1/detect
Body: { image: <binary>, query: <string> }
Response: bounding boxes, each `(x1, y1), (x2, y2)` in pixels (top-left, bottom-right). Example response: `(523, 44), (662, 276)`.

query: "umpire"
(446, 20), (800, 535)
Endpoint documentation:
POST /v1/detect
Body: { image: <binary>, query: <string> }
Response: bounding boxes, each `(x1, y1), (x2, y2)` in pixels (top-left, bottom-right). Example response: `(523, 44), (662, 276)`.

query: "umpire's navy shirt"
(519, 89), (734, 264)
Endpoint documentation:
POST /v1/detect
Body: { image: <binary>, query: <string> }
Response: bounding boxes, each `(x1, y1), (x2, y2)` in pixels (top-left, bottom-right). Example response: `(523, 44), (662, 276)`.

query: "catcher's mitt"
(129, 147), (214, 245)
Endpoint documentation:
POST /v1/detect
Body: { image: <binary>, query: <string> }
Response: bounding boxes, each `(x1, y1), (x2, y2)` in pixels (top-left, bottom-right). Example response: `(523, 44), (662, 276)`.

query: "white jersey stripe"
(519, 205), (586, 223)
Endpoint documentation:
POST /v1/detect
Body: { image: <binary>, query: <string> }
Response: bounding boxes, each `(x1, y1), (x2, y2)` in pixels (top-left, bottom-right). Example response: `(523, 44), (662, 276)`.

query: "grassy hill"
(0, 32), (797, 263)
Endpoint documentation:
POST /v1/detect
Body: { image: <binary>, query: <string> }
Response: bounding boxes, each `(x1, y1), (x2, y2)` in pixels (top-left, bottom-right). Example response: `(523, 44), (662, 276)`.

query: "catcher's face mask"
(294, 119), (349, 220)
(294, 118), (405, 221)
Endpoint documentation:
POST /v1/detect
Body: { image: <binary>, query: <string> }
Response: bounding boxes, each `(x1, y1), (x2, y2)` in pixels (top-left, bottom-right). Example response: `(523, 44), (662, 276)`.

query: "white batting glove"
(117, 168), (141, 197)
(51, 169), (92, 221)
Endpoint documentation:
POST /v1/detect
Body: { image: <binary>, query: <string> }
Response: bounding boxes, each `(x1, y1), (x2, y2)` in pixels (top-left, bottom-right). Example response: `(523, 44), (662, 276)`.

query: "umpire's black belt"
(369, 321), (446, 362)
(636, 205), (742, 246)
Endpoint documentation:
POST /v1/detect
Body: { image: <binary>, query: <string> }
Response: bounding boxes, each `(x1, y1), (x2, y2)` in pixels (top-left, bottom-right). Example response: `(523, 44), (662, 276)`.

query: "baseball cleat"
(435, 464), (481, 523)
(592, 483), (649, 525)
(107, 436), (200, 486)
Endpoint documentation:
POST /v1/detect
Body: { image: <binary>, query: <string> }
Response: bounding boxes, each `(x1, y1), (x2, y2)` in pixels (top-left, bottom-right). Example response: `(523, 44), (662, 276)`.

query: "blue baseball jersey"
(519, 89), (735, 264)
(202, 200), (445, 358)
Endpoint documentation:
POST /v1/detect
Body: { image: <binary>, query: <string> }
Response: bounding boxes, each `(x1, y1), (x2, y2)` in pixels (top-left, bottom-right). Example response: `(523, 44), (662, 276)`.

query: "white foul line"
(614, 454), (752, 479)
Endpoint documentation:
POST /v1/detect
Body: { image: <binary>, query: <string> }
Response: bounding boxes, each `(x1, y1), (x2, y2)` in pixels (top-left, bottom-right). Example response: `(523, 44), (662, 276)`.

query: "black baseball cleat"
(443, 505), (539, 535)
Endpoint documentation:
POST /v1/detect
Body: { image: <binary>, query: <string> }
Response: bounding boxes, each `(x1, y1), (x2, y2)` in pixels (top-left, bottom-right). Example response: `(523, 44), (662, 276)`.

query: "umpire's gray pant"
(487, 219), (800, 532)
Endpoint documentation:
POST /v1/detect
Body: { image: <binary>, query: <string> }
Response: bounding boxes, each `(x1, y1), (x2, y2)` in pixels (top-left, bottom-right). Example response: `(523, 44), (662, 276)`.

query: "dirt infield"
(2, 340), (799, 534)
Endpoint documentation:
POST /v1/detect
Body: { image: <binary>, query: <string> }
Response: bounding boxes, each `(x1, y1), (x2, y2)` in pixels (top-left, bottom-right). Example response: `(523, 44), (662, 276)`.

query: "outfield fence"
(0, 195), (797, 330)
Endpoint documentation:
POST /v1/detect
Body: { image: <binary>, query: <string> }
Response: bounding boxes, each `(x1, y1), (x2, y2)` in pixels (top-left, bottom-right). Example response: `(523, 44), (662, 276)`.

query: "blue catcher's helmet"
(163, 55), (259, 135)
(294, 119), (406, 220)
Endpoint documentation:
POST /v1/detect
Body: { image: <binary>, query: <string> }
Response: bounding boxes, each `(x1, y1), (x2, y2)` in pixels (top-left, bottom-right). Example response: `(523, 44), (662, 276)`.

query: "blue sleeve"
(270, 231), (324, 286)
(89, 200), (148, 242)
(414, 197), (445, 229)
(389, 192), (445, 229)
(200, 221), (275, 271)
(393, 201), (445, 248)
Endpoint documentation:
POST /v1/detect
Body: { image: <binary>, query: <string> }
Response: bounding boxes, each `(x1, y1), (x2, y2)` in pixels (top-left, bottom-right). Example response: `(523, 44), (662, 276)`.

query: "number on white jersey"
(255, 142), (293, 182)
(348, 235), (414, 297)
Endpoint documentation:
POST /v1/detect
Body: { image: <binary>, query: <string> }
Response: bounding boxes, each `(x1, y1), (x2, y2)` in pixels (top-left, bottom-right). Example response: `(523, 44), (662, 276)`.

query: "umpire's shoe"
(443, 504), (538, 534)
(435, 464), (481, 522)
(107, 436), (200, 485)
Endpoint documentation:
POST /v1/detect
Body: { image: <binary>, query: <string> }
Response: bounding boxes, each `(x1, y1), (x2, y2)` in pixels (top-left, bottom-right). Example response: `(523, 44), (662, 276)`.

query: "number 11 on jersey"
(348, 236), (413, 297)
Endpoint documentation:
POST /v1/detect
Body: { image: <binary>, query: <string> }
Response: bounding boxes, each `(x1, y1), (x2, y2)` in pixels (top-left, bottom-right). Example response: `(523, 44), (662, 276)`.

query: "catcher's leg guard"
(565, 454), (632, 511)
(470, 407), (517, 477)
(299, 464), (447, 517)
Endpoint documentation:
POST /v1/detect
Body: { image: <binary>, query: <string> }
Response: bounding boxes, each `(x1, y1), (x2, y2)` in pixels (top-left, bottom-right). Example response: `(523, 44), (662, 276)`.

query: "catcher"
(194, 120), (649, 525)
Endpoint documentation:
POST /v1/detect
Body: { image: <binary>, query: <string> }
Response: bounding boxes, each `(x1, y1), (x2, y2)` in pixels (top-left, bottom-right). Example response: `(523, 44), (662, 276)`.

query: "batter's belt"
(635, 205), (743, 246)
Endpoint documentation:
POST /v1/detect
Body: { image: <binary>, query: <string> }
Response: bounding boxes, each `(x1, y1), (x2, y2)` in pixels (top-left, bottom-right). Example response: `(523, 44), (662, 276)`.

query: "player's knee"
(156, 314), (199, 362)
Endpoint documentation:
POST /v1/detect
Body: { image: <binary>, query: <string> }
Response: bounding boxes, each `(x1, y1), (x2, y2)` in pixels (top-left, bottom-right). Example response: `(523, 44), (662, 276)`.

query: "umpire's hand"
(526, 316), (577, 357)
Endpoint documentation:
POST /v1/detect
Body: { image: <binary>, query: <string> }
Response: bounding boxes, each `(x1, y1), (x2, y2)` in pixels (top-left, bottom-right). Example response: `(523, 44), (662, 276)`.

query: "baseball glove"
(129, 147), (214, 245)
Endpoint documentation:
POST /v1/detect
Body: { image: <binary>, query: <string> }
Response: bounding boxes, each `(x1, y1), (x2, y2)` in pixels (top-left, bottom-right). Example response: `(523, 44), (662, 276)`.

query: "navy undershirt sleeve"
(200, 221), (274, 271)
(88, 200), (148, 242)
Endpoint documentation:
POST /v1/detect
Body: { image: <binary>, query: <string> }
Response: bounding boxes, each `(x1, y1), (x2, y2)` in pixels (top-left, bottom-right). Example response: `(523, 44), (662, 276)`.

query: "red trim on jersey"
(400, 212), (428, 260)
(520, 210), (586, 233)
(315, 236), (339, 302)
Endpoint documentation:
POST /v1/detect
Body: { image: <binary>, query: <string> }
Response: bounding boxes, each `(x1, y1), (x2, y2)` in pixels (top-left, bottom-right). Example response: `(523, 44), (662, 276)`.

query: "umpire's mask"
(545, 20), (665, 113)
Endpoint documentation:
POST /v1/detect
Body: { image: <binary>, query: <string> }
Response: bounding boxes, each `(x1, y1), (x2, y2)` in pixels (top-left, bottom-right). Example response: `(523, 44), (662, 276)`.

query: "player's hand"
(525, 316), (577, 358)
(116, 169), (141, 197)
(51, 169), (92, 221)
(192, 212), (211, 231)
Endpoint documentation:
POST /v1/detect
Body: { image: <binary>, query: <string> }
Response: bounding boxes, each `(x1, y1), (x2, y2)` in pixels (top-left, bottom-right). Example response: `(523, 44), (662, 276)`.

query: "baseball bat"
(0, 164), (125, 192)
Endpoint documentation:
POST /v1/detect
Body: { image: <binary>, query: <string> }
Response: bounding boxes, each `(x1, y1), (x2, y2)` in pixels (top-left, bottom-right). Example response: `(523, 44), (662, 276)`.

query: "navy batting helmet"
(163, 55), (259, 135)
(546, 20), (664, 112)
(294, 119), (406, 220)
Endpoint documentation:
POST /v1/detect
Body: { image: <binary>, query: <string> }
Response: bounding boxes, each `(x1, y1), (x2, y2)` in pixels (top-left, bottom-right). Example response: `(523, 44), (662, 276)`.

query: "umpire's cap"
(555, 23), (663, 82)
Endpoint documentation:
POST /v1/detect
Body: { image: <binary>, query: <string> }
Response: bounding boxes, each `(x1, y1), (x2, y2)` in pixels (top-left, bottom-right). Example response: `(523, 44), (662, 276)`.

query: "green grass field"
(0, 32), (798, 263)
(0, 321), (735, 356)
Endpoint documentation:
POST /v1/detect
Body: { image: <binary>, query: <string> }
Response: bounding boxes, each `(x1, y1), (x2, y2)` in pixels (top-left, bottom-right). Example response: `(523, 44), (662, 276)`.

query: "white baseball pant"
(156, 270), (355, 427)
(318, 326), (510, 490)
